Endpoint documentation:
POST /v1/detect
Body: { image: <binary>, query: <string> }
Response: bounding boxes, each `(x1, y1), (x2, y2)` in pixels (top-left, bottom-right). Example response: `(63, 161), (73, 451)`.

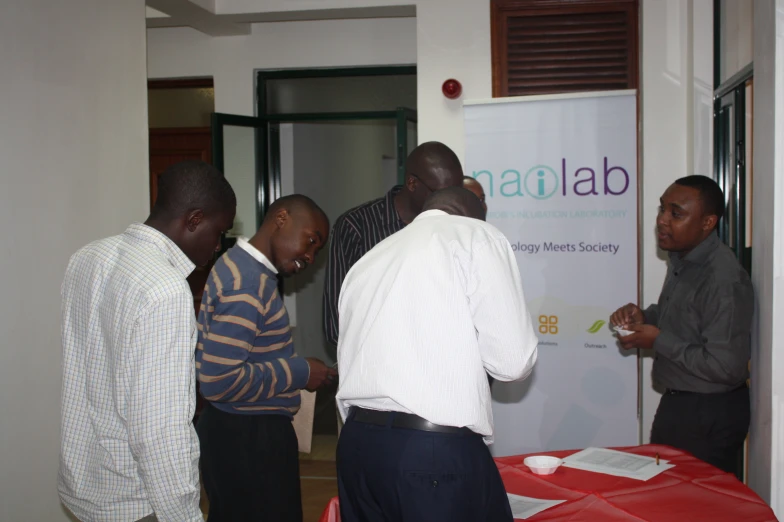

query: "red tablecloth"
(319, 444), (777, 521)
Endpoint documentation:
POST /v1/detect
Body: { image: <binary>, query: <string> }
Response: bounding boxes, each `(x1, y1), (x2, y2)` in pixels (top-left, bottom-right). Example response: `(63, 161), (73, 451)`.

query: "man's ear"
(404, 174), (417, 192)
(275, 208), (289, 229)
(702, 214), (718, 232)
(186, 209), (204, 232)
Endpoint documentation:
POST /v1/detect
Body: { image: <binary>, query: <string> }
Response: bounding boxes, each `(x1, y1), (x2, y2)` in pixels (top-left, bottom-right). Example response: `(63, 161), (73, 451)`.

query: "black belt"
(349, 407), (473, 435)
(665, 384), (748, 395)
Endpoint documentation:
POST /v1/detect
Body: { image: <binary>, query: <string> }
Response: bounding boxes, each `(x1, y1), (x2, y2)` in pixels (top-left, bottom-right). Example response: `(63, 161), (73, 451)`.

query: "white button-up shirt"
(59, 223), (202, 522)
(336, 210), (538, 443)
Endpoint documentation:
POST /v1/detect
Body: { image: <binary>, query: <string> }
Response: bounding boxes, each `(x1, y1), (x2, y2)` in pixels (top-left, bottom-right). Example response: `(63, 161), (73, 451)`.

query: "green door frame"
(256, 66), (417, 219)
(211, 113), (266, 229)
(712, 0), (753, 275)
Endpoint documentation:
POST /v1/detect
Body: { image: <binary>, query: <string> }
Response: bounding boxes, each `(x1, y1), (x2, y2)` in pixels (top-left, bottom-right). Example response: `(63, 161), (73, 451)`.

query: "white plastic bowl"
(524, 456), (562, 475)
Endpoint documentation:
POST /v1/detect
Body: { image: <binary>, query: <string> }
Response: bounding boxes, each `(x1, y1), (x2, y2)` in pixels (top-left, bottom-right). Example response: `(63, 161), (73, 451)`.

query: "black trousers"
(337, 412), (512, 522)
(650, 386), (750, 478)
(197, 403), (302, 522)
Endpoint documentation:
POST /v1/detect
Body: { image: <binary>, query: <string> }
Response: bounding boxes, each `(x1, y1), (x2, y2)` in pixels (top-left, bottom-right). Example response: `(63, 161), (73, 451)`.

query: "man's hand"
(618, 324), (660, 350)
(610, 303), (645, 328)
(305, 358), (338, 391)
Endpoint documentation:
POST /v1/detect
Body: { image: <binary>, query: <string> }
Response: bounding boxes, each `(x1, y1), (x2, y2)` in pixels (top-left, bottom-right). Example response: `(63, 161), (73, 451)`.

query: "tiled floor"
(301, 434), (339, 521)
(200, 434), (339, 522)
(301, 460), (338, 522)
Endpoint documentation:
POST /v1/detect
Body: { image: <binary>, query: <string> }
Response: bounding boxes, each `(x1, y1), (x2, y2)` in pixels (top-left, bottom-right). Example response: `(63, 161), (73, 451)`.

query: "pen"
(655, 453), (660, 466)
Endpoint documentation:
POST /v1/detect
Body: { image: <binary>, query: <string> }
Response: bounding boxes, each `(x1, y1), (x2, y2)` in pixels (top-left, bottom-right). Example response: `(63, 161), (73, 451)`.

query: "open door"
(262, 108), (416, 216)
(211, 113), (266, 237)
(211, 107), (418, 443)
(262, 108), (416, 443)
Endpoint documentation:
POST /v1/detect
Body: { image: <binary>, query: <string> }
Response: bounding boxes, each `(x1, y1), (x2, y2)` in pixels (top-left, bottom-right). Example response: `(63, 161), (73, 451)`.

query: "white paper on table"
(292, 390), (316, 453)
(506, 493), (566, 520)
(562, 447), (674, 481)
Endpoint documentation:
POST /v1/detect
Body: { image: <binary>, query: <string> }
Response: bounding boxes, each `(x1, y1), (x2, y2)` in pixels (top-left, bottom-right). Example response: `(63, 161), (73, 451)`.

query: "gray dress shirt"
(644, 232), (753, 393)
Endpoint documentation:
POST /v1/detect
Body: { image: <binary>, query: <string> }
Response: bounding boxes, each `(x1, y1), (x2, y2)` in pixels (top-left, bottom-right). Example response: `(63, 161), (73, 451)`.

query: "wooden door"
(149, 127), (212, 208)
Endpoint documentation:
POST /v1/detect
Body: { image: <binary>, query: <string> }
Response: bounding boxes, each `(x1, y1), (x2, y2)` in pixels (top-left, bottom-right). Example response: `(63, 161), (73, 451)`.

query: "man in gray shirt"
(610, 175), (752, 477)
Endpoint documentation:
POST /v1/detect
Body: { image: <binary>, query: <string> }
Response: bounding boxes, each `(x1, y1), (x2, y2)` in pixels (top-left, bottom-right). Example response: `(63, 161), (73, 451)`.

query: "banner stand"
(464, 90), (640, 456)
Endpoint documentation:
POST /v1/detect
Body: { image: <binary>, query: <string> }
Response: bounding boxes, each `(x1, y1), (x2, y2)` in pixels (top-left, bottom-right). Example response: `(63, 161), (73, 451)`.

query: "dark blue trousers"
(337, 413), (513, 522)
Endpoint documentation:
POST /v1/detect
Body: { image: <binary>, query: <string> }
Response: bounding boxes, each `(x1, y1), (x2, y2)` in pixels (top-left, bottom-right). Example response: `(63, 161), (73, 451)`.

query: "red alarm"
(442, 78), (462, 99)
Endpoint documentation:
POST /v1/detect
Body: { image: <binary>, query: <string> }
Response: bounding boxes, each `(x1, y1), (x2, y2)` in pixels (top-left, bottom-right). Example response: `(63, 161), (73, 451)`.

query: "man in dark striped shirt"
(322, 141), (464, 345)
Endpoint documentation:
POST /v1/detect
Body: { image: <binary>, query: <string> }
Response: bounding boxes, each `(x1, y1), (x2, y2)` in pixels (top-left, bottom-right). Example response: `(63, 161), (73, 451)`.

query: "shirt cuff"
(290, 356), (311, 390)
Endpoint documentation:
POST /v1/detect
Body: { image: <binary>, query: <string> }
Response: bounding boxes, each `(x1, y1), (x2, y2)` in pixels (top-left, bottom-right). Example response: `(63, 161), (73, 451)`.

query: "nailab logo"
(473, 158), (630, 199)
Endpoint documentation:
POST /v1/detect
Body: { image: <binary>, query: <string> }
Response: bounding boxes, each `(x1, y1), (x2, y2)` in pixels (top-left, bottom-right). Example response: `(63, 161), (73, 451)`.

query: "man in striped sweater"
(196, 194), (337, 522)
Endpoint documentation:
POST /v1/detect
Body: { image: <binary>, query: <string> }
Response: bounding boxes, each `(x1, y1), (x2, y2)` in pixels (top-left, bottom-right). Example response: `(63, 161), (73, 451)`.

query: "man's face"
(184, 208), (236, 267)
(269, 210), (329, 277)
(656, 184), (715, 253)
(463, 179), (488, 218)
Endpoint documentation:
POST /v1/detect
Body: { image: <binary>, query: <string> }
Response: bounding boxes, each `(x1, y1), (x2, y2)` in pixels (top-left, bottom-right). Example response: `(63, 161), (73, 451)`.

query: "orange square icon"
(538, 315), (558, 335)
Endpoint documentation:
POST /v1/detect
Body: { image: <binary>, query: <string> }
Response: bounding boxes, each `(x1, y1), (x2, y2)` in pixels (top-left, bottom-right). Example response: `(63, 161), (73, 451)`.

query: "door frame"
(211, 113), (266, 231)
(255, 66), (417, 219)
(713, 0), (753, 273)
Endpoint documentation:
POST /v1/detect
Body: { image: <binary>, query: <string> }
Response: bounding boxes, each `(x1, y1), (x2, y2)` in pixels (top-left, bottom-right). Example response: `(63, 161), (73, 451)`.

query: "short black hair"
(265, 194), (329, 228)
(674, 175), (725, 220)
(406, 141), (463, 185)
(423, 187), (484, 220)
(150, 161), (236, 220)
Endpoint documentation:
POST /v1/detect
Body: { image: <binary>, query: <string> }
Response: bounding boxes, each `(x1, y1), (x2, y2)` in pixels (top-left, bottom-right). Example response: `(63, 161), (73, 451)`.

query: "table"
(319, 444), (777, 521)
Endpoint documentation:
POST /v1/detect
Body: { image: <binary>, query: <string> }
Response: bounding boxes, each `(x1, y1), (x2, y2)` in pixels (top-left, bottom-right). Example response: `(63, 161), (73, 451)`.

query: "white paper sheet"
(506, 493), (566, 520)
(292, 390), (316, 453)
(562, 447), (674, 481)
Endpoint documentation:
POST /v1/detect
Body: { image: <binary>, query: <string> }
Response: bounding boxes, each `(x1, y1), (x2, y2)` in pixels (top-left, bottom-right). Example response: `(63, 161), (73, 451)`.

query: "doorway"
(211, 66), (417, 520)
(258, 68), (417, 454)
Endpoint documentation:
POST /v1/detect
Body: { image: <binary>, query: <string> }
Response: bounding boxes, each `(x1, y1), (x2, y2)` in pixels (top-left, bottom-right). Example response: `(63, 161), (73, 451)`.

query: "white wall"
(721, 0), (754, 83)
(0, 1), (149, 520)
(147, 17), (417, 115)
(146, 1), (491, 163)
(748, 0), (784, 513)
(282, 121), (397, 364)
(218, 0), (410, 14)
(415, 1), (492, 159)
(638, 0), (715, 443)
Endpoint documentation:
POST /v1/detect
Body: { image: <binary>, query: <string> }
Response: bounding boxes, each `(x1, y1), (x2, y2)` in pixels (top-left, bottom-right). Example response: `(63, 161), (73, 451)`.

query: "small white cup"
(523, 456), (562, 475)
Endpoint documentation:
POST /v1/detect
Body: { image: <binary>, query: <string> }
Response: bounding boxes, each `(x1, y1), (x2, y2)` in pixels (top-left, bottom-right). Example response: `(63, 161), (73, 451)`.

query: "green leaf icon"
(587, 320), (606, 334)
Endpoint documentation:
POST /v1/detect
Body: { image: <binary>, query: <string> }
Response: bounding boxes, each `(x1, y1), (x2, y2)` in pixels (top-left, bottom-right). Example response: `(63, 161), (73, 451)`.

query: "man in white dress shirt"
(336, 187), (538, 522)
(60, 161), (236, 522)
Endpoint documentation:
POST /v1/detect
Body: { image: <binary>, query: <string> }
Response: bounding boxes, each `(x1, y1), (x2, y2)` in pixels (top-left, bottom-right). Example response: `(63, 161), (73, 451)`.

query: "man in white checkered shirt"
(59, 161), (236, 522)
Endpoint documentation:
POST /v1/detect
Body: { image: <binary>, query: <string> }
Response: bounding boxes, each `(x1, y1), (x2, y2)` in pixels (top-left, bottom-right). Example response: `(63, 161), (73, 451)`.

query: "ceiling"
(145, 0), (416, 37)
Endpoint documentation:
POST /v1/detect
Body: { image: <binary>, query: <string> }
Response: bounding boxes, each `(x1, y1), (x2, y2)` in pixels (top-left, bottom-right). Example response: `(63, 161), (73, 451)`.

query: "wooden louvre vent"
(491, 0), (639, 97)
